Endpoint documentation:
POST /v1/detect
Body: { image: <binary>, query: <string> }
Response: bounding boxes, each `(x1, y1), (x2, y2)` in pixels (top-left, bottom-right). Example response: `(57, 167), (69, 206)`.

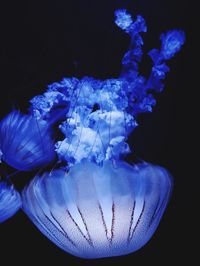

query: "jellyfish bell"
(0, 110), (57, 171)
(0, 180), (21, 223)
(22, 159), (172, 259)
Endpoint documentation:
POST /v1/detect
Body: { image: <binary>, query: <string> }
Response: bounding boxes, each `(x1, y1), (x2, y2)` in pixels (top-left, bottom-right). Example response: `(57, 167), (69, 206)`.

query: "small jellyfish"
(22, 160), (172, 258)
(0, 98), (68, 171)
(0, 181), (21, 223)
(0, 110), (57, 171)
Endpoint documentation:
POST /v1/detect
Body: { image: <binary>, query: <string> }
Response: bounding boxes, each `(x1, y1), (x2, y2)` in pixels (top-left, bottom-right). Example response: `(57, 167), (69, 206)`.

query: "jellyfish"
(0, 110), (56, 171)
(0, 97), (69, 171)
(22, 160), (172, 258)
(1, 9), (185, 259)
(0, 181), (21, 223)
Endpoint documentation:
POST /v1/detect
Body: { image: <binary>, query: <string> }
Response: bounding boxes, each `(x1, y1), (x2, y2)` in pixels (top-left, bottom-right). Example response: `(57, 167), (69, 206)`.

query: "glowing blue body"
(0, 111), (56, 171)
(0, 9), (184, 259)
(0, 182), (21, 223)
(29, 9), (185, 169)
(23, 160), (172, 258)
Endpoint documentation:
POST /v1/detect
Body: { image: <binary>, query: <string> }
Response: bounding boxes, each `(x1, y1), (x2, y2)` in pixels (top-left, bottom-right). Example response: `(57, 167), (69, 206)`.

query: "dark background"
(0, 0), (196, 265)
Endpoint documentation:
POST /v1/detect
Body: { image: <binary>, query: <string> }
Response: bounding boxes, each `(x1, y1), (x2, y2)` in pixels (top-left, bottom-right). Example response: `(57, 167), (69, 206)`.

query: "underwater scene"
(0, 0), (193, 265)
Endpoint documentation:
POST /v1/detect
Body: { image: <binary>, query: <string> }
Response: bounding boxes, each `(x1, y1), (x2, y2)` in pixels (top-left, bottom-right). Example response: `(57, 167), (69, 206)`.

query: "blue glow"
(27, 10), (185, 169)
(0, 181), (21, 223)
(115, 9), (133, 32)
(0, 111), (56, 171)
(160, 30), (185, 60)
(0, 8), (184, 259)
(22, 160), (172, 259)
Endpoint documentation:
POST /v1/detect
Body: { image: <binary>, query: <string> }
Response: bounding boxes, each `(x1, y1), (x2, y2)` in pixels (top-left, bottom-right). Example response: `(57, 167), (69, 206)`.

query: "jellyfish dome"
(0, 181), (21, 223)
(22, 160), (172, 258)
(0, 111), (56, 171)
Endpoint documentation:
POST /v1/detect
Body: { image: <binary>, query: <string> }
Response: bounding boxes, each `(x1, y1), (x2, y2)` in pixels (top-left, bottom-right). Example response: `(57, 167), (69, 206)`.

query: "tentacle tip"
(160, 30), (185, 60)
(114, 9), (133, 32)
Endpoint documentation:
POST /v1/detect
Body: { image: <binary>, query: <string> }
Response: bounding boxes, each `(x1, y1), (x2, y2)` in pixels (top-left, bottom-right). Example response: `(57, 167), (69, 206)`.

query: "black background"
(0, 0), (197, 265)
